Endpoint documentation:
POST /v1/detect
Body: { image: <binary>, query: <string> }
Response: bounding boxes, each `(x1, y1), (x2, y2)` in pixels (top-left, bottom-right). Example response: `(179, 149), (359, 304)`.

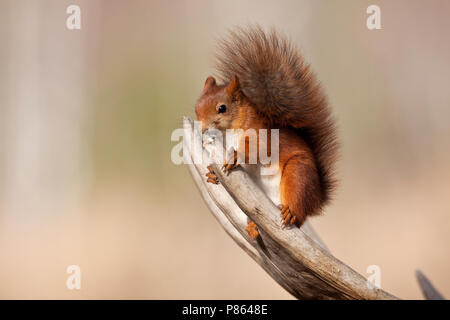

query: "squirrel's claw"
(222, 150), (239, 174)
(280, 205), (296, 228)
(206, 177), (219, 184)
(222, 162), (239, 174)
(206, 166), (219, 184)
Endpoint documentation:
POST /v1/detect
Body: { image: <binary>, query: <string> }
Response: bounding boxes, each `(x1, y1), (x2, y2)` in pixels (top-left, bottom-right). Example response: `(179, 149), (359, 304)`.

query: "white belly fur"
(241, 163), (281, 207)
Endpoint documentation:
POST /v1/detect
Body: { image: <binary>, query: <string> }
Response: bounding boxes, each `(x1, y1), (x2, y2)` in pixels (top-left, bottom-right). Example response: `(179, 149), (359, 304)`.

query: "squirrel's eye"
(218, 104), (227, 114)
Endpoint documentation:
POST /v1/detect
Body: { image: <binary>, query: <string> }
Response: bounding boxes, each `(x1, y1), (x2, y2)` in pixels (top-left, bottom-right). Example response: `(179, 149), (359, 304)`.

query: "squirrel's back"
(215, 26), (338, 204)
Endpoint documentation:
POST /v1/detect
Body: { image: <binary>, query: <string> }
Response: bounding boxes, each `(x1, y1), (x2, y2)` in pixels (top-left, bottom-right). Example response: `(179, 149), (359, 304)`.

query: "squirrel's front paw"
(206, 165), (219, 184)
(280, 205), (296, 226)
(222, 150), (239, 174)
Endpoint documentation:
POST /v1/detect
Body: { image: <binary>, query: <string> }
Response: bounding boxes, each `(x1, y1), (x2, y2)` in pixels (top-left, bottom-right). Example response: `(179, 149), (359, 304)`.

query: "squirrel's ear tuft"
(226, 75), (241, 98)
(203, 76), (216, 92)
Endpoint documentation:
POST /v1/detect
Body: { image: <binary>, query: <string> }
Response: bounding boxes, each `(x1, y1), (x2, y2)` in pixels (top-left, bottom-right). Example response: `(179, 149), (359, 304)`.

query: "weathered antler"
(183, 116), (442, 300)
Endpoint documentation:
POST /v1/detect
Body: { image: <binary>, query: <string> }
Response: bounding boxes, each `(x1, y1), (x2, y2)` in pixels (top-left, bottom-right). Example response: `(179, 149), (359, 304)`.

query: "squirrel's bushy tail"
(215, 25), (338, 204)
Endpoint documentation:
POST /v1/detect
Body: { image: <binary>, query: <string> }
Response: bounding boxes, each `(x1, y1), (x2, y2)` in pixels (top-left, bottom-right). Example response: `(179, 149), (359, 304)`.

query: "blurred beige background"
(0, 0), (449, 299)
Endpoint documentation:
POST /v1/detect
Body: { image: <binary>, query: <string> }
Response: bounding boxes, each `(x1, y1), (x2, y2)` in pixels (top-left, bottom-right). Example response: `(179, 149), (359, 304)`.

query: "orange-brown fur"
(195, 26), (338, 234)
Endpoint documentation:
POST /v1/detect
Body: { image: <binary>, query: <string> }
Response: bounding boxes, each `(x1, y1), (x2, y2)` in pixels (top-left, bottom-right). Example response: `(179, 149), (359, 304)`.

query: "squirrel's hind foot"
(246, 221), (259, 239)
(280, 205), (297, 227)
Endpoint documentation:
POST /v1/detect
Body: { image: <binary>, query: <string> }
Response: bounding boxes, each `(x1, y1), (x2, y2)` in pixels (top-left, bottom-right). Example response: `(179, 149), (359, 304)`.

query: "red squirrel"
(195, 26), (338, 239)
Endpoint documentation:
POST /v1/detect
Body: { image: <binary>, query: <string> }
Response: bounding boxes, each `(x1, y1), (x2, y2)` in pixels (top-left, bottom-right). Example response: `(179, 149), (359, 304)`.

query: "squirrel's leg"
(206, 165), (219, 184)
(279, 154), (322, 227)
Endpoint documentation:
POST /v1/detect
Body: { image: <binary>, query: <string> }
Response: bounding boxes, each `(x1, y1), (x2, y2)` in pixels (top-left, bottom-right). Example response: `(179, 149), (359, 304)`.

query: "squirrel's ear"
(226, 75), (241, 98)
(203, 76), (216, 92)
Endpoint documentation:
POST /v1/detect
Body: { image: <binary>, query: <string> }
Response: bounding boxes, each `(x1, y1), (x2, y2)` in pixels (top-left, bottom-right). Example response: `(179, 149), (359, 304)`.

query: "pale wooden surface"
(183, 116), (399, 299)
